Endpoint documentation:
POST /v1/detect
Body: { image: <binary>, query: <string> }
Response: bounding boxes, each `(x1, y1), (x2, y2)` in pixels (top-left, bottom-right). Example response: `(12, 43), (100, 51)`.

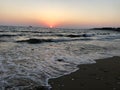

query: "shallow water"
(0, 26), (120, 89)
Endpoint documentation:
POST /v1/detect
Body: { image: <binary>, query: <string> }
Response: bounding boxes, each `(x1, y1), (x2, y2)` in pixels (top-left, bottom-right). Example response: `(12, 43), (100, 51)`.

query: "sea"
(0, 26), (120, 90)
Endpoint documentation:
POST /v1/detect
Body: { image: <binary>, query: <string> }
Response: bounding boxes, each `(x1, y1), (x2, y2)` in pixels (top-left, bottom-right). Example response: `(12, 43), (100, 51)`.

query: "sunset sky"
(0, 0), (120, 28)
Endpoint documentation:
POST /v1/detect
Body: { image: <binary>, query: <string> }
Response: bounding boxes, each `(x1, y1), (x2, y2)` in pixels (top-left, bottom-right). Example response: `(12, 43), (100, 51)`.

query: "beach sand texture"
(49, 56), (120, 90)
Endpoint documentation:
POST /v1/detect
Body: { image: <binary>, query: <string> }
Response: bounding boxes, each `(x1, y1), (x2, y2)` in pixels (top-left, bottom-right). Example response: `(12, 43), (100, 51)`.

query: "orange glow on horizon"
(49, 25), (53, 28)
(39, 19), (58, 28)
(0, 0), (120, 28)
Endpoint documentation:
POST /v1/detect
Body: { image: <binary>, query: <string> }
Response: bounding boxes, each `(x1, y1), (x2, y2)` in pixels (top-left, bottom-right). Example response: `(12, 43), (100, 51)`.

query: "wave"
(15, 38), (93, 44)
(0, 34), (18, 37)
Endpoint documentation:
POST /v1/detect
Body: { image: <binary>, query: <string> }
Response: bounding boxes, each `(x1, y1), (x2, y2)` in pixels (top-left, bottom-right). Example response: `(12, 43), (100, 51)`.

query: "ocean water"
(0, 26), (120, 89)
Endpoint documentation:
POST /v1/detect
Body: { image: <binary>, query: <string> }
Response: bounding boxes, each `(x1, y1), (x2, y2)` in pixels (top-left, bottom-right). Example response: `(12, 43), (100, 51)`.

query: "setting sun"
(50, 25), (53, 28)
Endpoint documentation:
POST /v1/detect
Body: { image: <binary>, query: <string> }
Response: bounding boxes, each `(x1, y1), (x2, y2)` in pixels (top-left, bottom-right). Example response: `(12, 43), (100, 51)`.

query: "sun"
(50, 25), (53, 28)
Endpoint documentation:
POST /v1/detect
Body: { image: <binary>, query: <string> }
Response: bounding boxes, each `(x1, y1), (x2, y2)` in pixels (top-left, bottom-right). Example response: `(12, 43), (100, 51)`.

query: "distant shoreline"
(91, 27), (120, 31)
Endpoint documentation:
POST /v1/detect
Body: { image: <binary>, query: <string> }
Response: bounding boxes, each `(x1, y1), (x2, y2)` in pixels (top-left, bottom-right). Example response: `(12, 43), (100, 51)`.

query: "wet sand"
(49, 56), (120, 90)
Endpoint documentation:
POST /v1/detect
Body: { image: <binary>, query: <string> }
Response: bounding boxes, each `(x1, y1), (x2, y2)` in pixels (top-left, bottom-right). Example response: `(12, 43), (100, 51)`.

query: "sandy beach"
(49, 56), (120, 90)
